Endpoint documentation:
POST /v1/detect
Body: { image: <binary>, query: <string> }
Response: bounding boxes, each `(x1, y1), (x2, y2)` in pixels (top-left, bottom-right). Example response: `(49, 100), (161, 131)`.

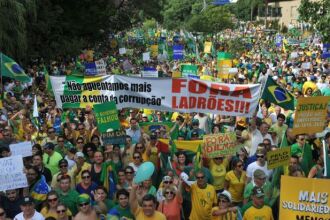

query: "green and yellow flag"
(1, 53), (31, 83)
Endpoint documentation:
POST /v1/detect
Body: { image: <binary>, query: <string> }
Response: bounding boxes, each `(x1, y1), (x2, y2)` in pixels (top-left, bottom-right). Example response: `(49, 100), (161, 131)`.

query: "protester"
(242, 187), (274, 220)
(14, 196), (44, 220)
(211, 190), (238, 220)
(73, 194), (97, 220)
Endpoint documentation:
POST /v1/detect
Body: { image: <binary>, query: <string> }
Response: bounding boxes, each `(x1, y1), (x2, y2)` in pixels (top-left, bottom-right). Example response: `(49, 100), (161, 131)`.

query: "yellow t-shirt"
(70, 162), (91, 185)
(211, 207), (237, 220)
(225, 170), (246, 203)
(209, 159), (228, 190)
(134, 206), (166, 220)
(190, 183), (217, 220)
(243, 205), (274, 220)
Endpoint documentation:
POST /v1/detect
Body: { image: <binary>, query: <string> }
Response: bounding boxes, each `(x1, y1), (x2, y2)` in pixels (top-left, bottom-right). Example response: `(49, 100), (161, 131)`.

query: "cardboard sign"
(293, 97), (330, 134)
(204, 41), (212, 53)
(150, 45), (158, 58)
(9, 141), (32, 157)
(0, 155), (28, 191)
(143, 52), (150, 62)
(119, 48), (126, 55)
(203, 133), (239, 158)
(280, 176), (330, 220)
(266, 147), (290, 169)
(94, 101), (120, 133)
(101, 129), (126, 145)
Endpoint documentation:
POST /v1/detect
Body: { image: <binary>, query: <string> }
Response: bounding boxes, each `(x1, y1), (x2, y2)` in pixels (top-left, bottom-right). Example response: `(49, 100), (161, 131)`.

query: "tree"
(298, 0), (330, 42)
(0, 0), (36, 60)
(186, 6), (233, 33)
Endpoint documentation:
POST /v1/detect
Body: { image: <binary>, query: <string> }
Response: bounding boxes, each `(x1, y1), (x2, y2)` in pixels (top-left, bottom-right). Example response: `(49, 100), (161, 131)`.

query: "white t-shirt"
(246, 161), (273, 182)
(14, 211), (45, 220)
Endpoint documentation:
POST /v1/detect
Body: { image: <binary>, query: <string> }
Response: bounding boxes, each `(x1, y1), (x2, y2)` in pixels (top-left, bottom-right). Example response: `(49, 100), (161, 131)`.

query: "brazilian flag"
(1, 53), (31, 82)
(261, 76), (295, 110)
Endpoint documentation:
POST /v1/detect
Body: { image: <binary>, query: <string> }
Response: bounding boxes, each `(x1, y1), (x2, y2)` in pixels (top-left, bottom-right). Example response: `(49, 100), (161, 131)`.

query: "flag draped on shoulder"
(30, 175), (51, 205)
(0, 53), (31, 83)
(261, 76), (294, 110)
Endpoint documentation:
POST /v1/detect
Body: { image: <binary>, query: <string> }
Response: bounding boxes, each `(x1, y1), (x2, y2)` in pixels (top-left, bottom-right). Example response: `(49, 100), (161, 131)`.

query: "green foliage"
(230, 0), (263, 21)
(298, 0), (330, 42)
(185, 6), (233, 33)
(162, 0), (233, 32)
(142, 18), (157, 31)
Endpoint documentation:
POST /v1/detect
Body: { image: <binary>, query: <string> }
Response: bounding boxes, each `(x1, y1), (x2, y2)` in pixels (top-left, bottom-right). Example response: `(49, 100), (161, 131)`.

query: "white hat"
(75, 152), (84, 158)
(218, 190), (232, 203)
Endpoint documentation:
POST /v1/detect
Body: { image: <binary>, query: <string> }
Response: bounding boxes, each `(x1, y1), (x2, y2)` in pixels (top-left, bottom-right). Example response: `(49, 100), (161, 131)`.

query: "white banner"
(9, 141), (32, 158)
(50, 75), (261, 117)
(0, 155), (28, 191)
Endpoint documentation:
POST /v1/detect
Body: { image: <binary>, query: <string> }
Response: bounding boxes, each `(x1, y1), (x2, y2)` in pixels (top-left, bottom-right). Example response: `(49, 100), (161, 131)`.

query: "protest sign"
(293, 97), (330, 134)
(50, 75), (261, 117)
(159, 139), (203, 152)
(322, 43), (330, 59)
(217, 52), (234, 79)
(101, 129), (126, 145)
(94, 101), (120, 133)
(204, 41), (212, 53)
(85, 59), (107, 76)
(122, 60), (133, 71)
(142, 67), (158, 78)
(143, 52), (150, 62)
(266, 147), (290, 169)
(119, 48), (126, 55)
(9, 141), (32, 157)
(280, 176), (330, 220)
(275, 35), (283, 47)
(301, 62), (311, 69)
(203, 133), (239, 158)
(173, 45), (184, 60)
(172, 71), (181, 78)
(0, 155), (28, 191)
(139, 122), (174, 135)
(181, 64), (198, 77)
(150, 45), (158, 57)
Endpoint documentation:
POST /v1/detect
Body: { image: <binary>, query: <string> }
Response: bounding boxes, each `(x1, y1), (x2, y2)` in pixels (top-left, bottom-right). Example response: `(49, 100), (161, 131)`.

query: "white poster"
(0, 155), (28, 191)
(9, 141), (32, 157)
(143, 52), (150, 62)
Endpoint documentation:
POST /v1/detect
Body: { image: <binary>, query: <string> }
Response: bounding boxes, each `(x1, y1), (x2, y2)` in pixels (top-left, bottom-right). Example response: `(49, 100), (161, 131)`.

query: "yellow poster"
(204, 41), (212, 53)
(217, 60), (234, 79)
(293, 96), (330, 135)
(203, 133), (239, 158)
(266, 147), (290, 169)
(150, 45), (158, 58)
(280, 176), (330, 220)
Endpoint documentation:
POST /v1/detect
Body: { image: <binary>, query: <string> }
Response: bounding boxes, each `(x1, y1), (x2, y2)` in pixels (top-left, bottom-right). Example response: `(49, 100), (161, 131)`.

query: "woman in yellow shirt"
(224, 159), (246, 206)
(211, 190), (237, 220)
(41, 191), (72, 218)
(208, 156), (228, 193)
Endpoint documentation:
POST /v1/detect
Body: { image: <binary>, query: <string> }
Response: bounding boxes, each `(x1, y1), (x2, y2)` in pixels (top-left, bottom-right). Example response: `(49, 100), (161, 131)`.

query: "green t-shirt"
(243, 181), (273, 205)
(108, 204), (134, 219)
(57, 189), (79, 215)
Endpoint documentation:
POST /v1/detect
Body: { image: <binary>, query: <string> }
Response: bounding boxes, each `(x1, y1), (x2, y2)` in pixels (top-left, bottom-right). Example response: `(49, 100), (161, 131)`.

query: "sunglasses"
(48, 198), (58, 202)
(79, 202), (89, 207)
(136, 146), (144, 149)
(57, 209), (66, 214)
(214, 157), (223, 160)
(256, 155), (265, 158)
(299, 138), (305, 141)
(82, 175), (90, 179)
(237, 164), (243, 168)
(78, 128), (84, 130)
(48, 131), (55, 134)
(219, 199), (229, 203)
(133, 156), (140, 159)
(77, 142), (83, 144)
(165, 191), (174, 195)
(196, 176), (205, 179)
(60, 164), (68, 168)
(164, 181), (173, 184)
(125, 171), (133, 174)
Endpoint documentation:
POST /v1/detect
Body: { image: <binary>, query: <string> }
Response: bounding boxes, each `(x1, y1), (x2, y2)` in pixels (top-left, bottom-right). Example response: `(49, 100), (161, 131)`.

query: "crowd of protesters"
(0, 23), (329, 220)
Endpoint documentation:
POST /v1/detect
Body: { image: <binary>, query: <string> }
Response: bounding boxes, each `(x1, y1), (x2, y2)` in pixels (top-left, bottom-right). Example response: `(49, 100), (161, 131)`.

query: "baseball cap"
(218, 190), (232, 203)
(77, 194), (91, 204)
(44, 142), (55, 150)
(252, 186), (265, 198)
(75, 152), (85, 158)
(162, 176), (172, 182)
(21, 196), (34, 206)
(58, 159), (68, 166)
(253, 169), (266, 179)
